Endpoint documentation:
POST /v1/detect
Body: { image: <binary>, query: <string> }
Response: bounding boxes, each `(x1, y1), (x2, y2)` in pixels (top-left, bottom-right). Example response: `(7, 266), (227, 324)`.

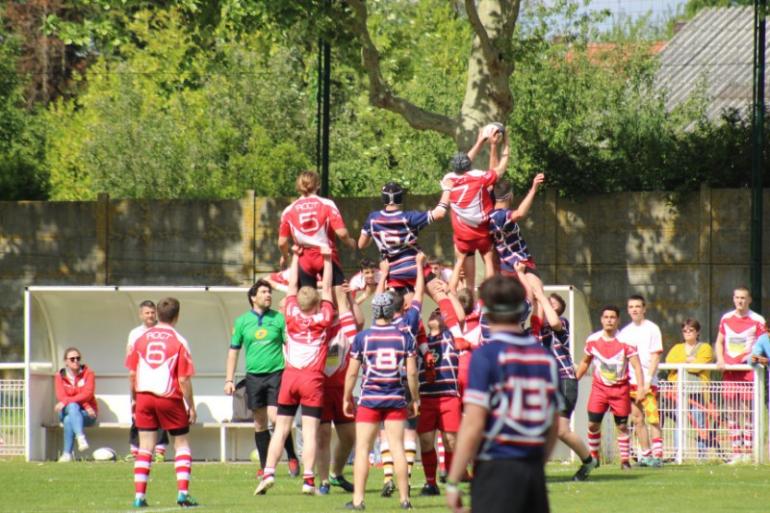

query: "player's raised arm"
(492, 130), (510, 178)
(575, 354), (593, 380)
(376, 259), (389, 295)
(534, 285), (563, 333)
(428, 191), (450, 221)
(448, 253), (466, 295)
(508, 173), (545, 223)
(466, 127), (487, 162)
(413, 252), (426, 304)
(320, 245), (334, 303)
(287, 249), (300, 298)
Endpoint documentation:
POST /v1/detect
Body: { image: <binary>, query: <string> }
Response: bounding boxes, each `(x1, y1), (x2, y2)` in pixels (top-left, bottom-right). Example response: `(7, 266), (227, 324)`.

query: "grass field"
(1, 459), (769, 513)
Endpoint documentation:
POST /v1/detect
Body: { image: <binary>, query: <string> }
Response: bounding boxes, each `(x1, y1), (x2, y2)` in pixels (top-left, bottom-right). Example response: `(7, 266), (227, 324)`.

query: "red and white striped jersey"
(284, 295), (336, 372)
(719, 310), (766, 365)
(279, 195), (346, 250)
(441, 169), (498, 240)
(585, 331), (637, 387)
(125, 324), (195, 399)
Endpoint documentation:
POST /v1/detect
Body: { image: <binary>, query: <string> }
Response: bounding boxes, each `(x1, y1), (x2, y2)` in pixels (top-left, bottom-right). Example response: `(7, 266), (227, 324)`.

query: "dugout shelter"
(23, 284), (591, 462)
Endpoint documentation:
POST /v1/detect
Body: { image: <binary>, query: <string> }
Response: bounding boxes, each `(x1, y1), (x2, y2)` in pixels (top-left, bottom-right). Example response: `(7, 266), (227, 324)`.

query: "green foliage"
(683, 0), (755, 19)
(0, 31), (48, 200)
(46, 9), (313, 199)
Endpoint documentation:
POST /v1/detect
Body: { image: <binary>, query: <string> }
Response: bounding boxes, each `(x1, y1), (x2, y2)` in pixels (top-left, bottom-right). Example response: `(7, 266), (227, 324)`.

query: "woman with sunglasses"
(54, 347), (97, 462)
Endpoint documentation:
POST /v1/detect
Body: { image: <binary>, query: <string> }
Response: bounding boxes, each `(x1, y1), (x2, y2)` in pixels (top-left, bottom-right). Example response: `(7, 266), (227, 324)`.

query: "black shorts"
(298, 262), (346, 288)
(246, 370), (283, 410)
(559, 378), (578, 418)
(472, 459), (549, 513)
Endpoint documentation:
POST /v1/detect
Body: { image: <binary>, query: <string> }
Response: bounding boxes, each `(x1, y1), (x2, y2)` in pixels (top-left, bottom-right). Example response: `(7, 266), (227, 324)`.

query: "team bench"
(41, 393), (255, 462)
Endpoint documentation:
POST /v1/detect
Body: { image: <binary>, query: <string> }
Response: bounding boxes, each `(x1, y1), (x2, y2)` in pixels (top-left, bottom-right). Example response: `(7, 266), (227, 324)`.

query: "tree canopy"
(1, 0), (767, 200)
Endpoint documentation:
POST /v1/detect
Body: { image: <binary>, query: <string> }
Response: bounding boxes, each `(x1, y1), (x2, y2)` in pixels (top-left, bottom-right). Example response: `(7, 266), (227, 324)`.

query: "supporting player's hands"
(445, 485), (468, 513)
(415, 251), (426, 266)
(188, 406), (197, 425)
(379, 259), (390, 274)
(752, 354), (769, 366)
(224, 381), (235, 395)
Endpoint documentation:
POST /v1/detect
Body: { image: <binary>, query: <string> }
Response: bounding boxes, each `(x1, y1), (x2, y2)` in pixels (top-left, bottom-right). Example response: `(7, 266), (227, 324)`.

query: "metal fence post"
(675, 365), (685, 464)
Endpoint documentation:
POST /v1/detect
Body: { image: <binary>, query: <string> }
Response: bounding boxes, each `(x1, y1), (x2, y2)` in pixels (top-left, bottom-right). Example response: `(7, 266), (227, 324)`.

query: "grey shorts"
(559, 378), (579, 418)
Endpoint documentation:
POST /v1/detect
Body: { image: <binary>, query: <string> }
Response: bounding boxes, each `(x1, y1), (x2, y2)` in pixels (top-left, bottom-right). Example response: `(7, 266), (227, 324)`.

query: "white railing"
(0, 379), (25, 456)
(600, 364), (766, 464)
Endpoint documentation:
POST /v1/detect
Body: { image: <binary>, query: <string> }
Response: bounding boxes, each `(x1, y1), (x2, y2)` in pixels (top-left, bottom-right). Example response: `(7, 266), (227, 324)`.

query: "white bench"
(42, 393), (256, 462)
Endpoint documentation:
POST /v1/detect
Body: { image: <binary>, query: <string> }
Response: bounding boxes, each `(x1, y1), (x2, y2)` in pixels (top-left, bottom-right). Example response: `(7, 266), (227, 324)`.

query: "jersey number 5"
(299, 212), (320, 232)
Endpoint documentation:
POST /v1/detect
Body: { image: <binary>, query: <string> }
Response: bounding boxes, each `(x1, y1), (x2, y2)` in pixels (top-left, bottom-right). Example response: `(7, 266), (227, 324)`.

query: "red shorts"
(355, 406), (408, 424)
(588, 382), (631, 418)
(457, 352), (471, 398)
(321, 387), (354, 424)
(453, 234), (492, 256)
(277, 368), (325, 408)
(722, 372), (754, 401)
(135, 392), (189, 432)
(417, 396), (462, 434)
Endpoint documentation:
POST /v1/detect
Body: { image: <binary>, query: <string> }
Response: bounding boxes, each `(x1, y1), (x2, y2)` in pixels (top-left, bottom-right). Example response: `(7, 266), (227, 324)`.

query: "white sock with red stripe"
(154, 444), (167, 458)
(618, 434), (630, 464)
(175, 447), (192, 494)
(134, 449), (152, 499)
(437, 434), (446, 474)
(587, 429), (601, 460)
(651, 438), (663, 459)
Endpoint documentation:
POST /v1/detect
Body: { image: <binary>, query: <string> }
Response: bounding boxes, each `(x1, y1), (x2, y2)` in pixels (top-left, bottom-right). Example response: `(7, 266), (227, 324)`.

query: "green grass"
(0, 460), (769, 512)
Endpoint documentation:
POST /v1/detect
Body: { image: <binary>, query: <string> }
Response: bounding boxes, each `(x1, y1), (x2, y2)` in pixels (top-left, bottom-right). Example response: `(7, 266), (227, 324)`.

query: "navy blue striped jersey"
(540, 317), (576, 380)
(419, 330), (460, 397)
(465, 331), (560, 461)
(488, 208), (532, 274)
(362, 209), (433, 285)
(350, 324), (416, 409)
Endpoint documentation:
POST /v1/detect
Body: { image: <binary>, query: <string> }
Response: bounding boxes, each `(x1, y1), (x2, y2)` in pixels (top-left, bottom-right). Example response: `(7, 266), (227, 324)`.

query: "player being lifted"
(359, 182), (465, 346)
(279, 170), (355, 289)
(441, 125), (510, 291)
(255, 246), (335, 496)
(343, 293), (419, 511)
(576, 306), (645, 470)
(125, 297), (198, 508)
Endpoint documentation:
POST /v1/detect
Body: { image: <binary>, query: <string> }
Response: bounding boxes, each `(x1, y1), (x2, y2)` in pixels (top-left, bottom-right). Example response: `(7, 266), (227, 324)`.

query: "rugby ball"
(482, 122), (505, 139)
(92, 447), (117, 461)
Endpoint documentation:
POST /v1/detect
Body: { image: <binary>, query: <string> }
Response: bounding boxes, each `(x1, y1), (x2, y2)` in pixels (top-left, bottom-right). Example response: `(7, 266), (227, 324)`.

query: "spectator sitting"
(54, 347), (97, 462)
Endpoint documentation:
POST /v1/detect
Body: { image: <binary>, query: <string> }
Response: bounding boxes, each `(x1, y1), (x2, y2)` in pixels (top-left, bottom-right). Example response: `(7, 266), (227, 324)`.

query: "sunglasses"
(67, 356), (81, 362)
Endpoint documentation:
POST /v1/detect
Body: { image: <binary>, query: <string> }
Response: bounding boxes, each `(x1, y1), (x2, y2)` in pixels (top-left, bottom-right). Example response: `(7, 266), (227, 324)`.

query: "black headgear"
(381, 182), (404, 206)
(450, 152), (472, 174)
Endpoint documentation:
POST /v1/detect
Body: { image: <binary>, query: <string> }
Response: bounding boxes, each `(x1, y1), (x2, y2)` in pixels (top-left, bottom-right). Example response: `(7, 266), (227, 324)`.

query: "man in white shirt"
(125, 300), (169, 462)
(619, 295), (663, 467)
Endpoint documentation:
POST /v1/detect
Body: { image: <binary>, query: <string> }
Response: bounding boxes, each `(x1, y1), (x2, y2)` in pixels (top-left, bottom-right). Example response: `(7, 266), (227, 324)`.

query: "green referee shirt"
(230, 308), (285, 374)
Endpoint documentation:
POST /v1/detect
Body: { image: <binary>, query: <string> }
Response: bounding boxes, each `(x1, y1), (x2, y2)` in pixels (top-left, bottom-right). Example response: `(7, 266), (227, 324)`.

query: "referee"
(445, 275), (561, 513)
(225, 279), (300, 477)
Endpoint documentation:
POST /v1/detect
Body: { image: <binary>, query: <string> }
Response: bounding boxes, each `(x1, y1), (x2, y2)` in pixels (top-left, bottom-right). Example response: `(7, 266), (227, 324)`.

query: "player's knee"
(614, 416), (629, 429)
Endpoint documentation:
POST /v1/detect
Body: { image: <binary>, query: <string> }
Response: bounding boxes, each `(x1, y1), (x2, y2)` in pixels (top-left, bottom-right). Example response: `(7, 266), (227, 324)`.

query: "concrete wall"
(1, 187), (768, 361)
